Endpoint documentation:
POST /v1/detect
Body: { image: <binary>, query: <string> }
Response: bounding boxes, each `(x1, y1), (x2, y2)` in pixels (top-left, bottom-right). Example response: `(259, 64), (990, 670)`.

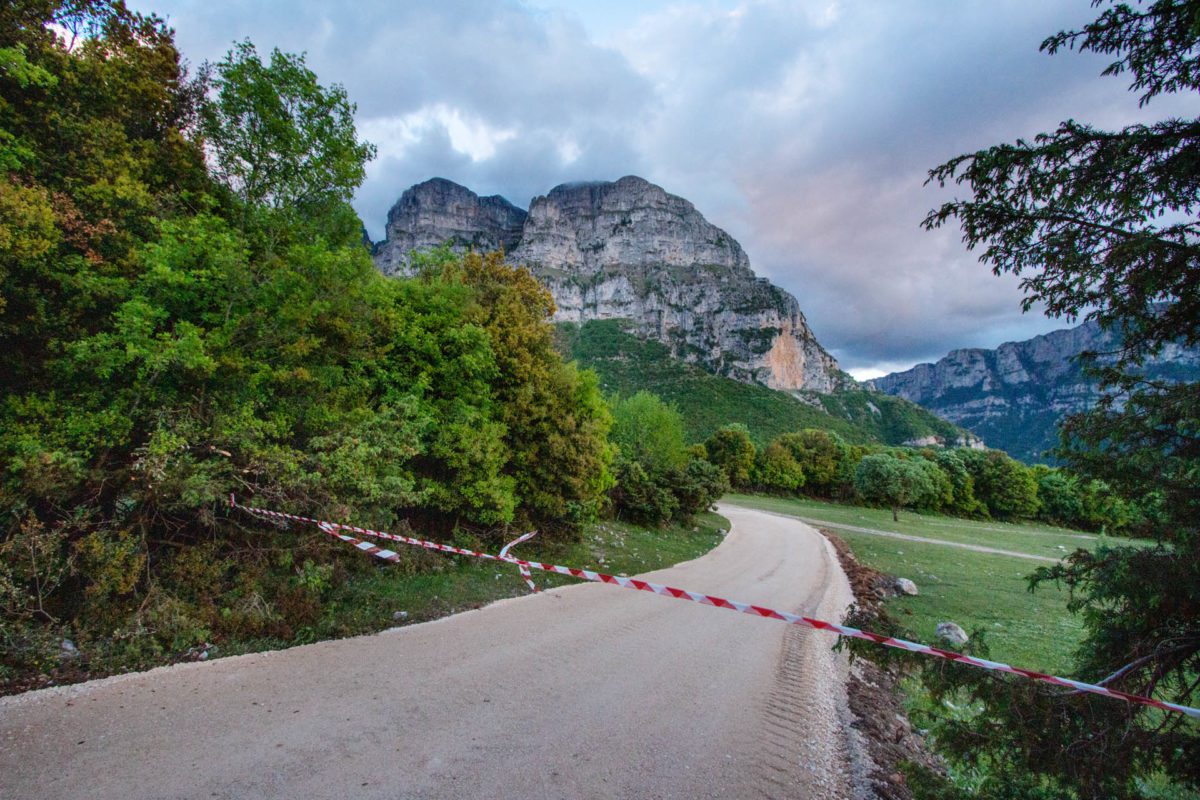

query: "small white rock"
(895, 578), (919, 596)
(393, 611), (409, 621)
(936, 621), (969, 646)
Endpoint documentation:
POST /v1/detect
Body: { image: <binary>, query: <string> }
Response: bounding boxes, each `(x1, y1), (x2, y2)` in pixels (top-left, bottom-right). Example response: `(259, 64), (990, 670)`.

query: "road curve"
(0, 505), (868, 800)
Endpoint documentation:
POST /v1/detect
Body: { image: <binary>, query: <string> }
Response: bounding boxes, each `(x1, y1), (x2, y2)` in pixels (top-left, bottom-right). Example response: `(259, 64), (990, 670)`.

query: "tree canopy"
(0, 2), (614, 685)
(919, 1), (1200, 795)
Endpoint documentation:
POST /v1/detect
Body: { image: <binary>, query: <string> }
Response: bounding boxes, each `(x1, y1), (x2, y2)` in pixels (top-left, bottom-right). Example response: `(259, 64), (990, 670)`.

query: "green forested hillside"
(560, 319), (970, 447)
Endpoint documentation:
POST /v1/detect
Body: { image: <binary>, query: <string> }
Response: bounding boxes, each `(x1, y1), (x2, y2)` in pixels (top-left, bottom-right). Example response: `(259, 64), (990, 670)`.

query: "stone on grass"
(894, 578), (919, 596)
(59, 639), (79, 660)
(936, 622), (969, 647)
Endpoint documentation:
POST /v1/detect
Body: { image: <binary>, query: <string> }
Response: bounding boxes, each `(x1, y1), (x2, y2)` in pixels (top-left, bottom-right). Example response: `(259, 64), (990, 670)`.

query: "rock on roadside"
(936, 622), (969, 646)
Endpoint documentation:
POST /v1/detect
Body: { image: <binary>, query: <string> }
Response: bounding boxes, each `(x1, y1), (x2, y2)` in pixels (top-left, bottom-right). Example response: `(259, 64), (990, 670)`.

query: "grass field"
(723, 493), (1149, 672)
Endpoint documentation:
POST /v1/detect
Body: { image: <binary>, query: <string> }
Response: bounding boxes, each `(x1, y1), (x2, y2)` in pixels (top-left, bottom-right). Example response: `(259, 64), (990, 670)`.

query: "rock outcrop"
(372, 176), (848, 394)
(868, 319), (1200, 462)
(373, 178), (527, 275)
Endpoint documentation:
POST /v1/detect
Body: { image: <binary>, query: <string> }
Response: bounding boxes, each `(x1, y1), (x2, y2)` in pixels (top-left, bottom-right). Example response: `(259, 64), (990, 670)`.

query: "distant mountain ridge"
(371, 176), (849, 394)
(867, 318), (1200, 462)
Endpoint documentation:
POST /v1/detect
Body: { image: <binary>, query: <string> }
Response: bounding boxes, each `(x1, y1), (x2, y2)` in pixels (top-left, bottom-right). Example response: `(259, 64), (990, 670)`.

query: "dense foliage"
(0, 3), (613, 685)
(608, 391), (726, 526)
(735, 426), (1127, 532)
(912, 2), (1200, 796)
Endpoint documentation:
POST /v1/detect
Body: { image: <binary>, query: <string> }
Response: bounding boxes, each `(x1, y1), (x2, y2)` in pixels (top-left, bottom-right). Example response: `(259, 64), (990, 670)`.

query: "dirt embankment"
(822, 531), (944, 800)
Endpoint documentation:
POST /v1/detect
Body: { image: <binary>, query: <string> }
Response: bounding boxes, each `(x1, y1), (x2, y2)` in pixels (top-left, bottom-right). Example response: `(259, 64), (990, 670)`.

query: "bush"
(667, 459), (729, 520)
(610, 459), (678, 526)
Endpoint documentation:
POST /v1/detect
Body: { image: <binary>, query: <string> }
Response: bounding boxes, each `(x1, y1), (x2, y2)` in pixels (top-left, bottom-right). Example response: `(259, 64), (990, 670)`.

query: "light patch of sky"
(360, 105), (518, 163)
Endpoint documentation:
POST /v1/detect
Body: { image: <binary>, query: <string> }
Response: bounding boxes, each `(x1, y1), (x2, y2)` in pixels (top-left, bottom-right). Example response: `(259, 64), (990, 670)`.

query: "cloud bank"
(144, 0), (1166, 374)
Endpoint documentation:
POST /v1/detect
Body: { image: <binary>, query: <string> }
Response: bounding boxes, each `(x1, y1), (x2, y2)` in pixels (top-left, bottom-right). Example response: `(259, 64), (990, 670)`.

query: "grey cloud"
(140, 0), (1160, 373)
(145, 0), (653, 238)
(613, 1), (1161, 371)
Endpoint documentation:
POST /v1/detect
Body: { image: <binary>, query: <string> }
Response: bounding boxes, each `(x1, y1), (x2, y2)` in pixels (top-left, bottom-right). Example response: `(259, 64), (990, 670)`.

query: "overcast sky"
(136, 0), (1180, 378)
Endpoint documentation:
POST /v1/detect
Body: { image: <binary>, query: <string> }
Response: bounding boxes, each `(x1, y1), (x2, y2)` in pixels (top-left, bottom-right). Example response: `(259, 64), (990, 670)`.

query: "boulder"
(59, 638), (79, 660)
(936, 622), (969, 646)
(894, 577), (919, 596)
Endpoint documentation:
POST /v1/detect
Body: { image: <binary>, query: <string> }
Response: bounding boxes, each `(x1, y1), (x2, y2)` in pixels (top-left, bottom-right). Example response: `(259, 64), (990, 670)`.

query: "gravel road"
(0, 505), (870, 799)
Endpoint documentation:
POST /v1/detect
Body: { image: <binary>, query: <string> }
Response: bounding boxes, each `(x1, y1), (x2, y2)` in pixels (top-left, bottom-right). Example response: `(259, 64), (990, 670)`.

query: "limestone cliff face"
(868, 320), (1200, 462)
(372, 175), (847, 394)
(372, 178), (527, 275)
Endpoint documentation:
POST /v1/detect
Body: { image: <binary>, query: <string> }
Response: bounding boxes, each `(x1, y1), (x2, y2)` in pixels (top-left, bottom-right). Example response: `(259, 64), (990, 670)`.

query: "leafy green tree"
(921, 2), (1200, 794)
(0, 0), (210, 392)
(912, 455), (954, 513)
(1033, 466), (1083, 526)
(703, 424), (757, 488)
(456, 251), (613, 532)
(199, 41), (375, 244)
(783, 428), (847, 496)
(753, 438), (806, 493)
(966, 450), (1040, 519)
(609, 391), (687, 478)
(933, 449), (986, 517)
(853, 452), (936, 522)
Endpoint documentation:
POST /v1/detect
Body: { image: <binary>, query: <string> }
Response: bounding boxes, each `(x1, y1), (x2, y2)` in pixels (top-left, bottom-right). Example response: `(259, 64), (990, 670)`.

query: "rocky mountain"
(372, 176), (848, 394)
(373, 178), (527, 275)
(867, 319), (1200, 462)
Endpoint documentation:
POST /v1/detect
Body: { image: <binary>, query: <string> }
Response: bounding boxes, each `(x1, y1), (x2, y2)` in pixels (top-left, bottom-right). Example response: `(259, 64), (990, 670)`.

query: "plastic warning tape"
(230, 496), (1200, 719)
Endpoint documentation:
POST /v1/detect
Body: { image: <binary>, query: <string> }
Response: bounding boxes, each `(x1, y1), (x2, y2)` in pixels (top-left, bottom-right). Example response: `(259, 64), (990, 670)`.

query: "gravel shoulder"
(1, 505), (869, 800)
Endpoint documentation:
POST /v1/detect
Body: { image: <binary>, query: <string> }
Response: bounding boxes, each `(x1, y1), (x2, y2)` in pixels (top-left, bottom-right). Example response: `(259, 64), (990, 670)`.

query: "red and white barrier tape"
(230, 496), (1200, 719)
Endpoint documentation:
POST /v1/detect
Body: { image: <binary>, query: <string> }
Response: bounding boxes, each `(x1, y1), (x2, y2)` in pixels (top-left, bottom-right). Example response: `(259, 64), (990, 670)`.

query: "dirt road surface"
(0, 505), (870, 799)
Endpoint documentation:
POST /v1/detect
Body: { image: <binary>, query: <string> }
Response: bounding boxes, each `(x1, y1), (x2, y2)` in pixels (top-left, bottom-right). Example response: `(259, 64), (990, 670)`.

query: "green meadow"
(723, 493), (1152, 672)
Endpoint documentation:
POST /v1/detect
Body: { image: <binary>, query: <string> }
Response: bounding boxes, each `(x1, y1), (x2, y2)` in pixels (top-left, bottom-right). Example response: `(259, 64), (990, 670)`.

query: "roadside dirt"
(823, 531), (945, 800)
(1, 506), (874, 799)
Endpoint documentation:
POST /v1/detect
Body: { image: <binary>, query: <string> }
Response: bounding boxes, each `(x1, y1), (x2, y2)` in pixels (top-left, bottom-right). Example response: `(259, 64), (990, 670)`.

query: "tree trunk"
(892, 505), (899, 522)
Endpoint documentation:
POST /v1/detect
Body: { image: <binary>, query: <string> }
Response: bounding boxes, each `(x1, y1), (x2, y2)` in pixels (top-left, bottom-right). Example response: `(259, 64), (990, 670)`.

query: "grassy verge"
(724, 493), (1109, 672)
(197, 513), (730, 660)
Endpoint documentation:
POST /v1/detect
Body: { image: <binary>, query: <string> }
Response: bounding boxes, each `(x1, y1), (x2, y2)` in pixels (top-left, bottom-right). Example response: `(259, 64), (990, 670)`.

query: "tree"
(199, 41), (375, 241)
(609, 391), (687, 478)
(967, 450), (1040, 519)
(753, 438), (806, 493)
(921, 2), (1200, 795)
(932, 449), (986, 518)
(782, 428), (846, 496)
(703, 424), (756, 489)
(852, 453), (935, 522)
(454, 251), (614, 532)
